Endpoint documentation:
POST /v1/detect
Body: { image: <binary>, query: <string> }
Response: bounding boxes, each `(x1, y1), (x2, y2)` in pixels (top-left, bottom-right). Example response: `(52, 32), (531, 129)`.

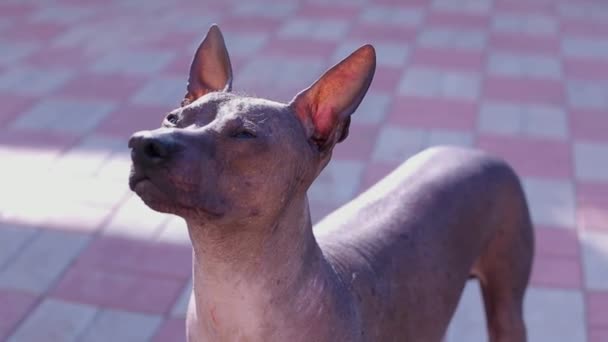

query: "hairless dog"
(129, 25), (534, 342)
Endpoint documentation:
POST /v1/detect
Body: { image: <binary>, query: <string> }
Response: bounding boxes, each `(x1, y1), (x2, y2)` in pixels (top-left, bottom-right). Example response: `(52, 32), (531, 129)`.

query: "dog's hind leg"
(471, 174), (534, 342)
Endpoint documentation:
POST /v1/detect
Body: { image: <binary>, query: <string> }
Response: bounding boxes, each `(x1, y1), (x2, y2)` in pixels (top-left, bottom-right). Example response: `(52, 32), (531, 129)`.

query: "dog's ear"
(289, 45), (375, 152)
(182, 24), (233, 107)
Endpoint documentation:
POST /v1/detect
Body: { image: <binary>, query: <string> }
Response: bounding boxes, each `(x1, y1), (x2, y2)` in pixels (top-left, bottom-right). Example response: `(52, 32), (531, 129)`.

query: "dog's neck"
(185, 195), (347, 339)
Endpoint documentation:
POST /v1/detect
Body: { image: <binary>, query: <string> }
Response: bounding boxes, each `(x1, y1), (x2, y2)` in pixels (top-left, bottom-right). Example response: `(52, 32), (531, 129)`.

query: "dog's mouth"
(128, 169), (150, 192)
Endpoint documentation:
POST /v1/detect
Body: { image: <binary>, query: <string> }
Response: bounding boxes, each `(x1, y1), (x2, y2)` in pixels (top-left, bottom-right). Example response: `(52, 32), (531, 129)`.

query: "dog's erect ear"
(289, 45), (376, 152)
(182, 24), (233, 106)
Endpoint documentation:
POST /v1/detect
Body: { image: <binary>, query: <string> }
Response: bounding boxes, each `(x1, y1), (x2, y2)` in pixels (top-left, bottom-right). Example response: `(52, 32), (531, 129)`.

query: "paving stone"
(278, 18), (349, 41)
(11, 98), (116, 135)
(51, 135), (126, 177)
(562, 37), (608, 59)
(0, 225), (37, 270)
(332, 40), (409, 68)
(587, 291), (608, 327)
(130, 76), (185, 107)
(153, 318), (186, 342)
(354, 92), (391, 124)
(479, 102), (568, 140)
(581, 231), (608, 290)
(524, 288), (586, 342)
(432, 0), (492, 13)
(29, 5), (96, 24)
(372, 126), (427, 164)
(487, 52), (561, 79)
(418, 28), (487, 50)
(238, 56), (325, 99)
(359, 5), (425, 26)
(399, 67), (481, 100)
(446, 281), (486, 342)
(157, 216), (190, 245)
(522, 178), (576, 229)
(478, 101), (522, 135)
(79, 309), (162, 342)
(8, 298), (97, 342)
(523, 105), (568, 140)
(171, 278), (192, 317)
(0, 230), (91, 293)
(222, 31), (269, 58)
(308, 160), (364, 204)
(427, 129), (474, 148)
(574, 142), (608, 183)
(0, 66), (73, 96)
(232, 2), (297, 18)
(91, 50), (176, 75)
(0, 40), (38, 66)
(558, 1), (608, 19)
(567, 80), (608, 110)
(492, 13), (558, 35)
(102, 195), (171, 239)
(0, 289), (38, 341)
(53, 264), (186, 314)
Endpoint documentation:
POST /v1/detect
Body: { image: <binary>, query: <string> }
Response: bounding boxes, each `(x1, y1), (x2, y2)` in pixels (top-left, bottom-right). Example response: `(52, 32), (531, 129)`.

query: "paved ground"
(0, 0), (607, 341)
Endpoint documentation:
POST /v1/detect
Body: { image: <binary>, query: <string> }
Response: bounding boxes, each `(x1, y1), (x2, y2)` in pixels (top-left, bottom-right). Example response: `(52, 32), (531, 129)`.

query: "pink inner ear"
(312, 104), (338, 140)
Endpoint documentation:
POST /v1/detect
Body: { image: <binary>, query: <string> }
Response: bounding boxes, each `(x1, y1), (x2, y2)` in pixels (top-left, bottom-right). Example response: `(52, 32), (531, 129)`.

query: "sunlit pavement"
(1, 0), (607, 341)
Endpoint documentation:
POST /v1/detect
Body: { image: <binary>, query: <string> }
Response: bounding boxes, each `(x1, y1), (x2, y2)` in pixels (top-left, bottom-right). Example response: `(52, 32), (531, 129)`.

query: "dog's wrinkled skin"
(129, 25), (534, 342)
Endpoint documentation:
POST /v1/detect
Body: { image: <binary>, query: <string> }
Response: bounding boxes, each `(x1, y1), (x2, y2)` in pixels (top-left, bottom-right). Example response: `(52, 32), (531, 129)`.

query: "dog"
(129, 24), (534, 342)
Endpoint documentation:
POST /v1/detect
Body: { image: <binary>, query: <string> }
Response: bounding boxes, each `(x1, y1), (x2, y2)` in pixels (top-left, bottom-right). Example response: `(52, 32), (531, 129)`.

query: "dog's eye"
(166, 113), (179, 125)
(232, 130), (256, 139)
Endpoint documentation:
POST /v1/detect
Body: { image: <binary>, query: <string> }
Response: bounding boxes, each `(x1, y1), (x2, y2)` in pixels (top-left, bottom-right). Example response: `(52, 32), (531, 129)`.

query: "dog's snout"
(129, 130), (180, 166)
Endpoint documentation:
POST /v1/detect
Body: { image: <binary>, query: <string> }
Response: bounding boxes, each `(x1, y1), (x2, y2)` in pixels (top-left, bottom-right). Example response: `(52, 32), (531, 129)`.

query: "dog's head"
(129, 25), (375, 225)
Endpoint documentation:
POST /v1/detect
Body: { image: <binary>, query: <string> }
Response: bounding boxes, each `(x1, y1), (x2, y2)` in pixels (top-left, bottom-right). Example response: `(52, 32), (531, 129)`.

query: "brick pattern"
(1, 0), (607, 340)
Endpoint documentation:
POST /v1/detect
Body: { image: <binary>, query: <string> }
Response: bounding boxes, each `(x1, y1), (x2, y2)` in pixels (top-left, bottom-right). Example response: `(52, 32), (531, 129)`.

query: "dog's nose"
(129, 130), (179, 166)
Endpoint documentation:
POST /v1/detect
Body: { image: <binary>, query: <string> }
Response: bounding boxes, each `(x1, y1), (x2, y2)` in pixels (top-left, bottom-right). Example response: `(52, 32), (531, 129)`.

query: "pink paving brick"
(571, 109), (608, 142)
(349, 23), (418, 42)
(426, 10), (490, 30)
(0, 3), (35, 17)
(477, 135), (572, 179)
(484, 76), (565, 105)
(5, 22), (67, 41)
(587, 291), (608, 327)
(494, 0), (554, 13)
(561, 18), (608, 39)
(219, 15), (285, 33)
(96, 103), (172, 139)
(410, 47), (484, 70)
(25, 45), (93, 69)
(563, 58), (608, 81)
(530, 255), (582, 289)
(0, 289), (38, 341)
(142, 31), (202, 51)
(52, 264), (187, 314)
(76, 236), (191, 278)
(332, 123), (380, 161)
(388, 96), (478, 131)
(535, 227), (580, 258)
(262, 38), (338, 59)
(310, 200), (342, 224)
(54, 72), (147, 101)
(296, 3), (361, 19)
(0, 129), (79, 152)
(0, 93), (35, 126)
(489, 31), (561, 54)
(360, 161), (397, 191)
(153, 318), (186, 342)
(590, 329), (608, 342)
(371, 66), (405, 92)
(577, 182), (608, 234)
